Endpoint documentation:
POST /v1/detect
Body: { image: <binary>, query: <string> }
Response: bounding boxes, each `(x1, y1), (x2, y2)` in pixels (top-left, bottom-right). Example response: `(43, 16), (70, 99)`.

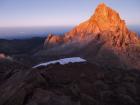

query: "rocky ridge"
(45, 3), (139, 46)
(1, 61), (140, 105)
(43, 3), (140, 69)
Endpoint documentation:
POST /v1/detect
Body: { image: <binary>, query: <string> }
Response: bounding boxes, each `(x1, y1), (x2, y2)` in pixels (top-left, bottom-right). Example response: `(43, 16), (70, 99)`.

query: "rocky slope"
(43, 3), (140, 69)
(1, 61), (140, 105)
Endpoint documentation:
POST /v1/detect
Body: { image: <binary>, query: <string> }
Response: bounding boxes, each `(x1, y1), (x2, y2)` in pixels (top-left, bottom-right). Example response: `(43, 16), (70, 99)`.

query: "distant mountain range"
(0, 25), (139, 39)
(0, 26), (73, 39)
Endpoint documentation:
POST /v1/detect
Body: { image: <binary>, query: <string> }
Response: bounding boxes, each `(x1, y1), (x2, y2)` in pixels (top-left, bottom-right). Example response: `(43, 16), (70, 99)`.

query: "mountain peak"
(44, 3), (137, 46)
(89, 3), (126, 32)
(94, 3), (113, 17)
(65, 3), (129, 39)
(97, 3), (107, 8)
(44, 3), (140, 69)
(93, 3), (109, 18)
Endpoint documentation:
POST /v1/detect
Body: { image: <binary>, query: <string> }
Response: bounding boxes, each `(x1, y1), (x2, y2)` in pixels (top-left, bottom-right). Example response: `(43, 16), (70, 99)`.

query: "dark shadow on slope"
(0, 61), (140, 105)
(34, 38), (128, 69)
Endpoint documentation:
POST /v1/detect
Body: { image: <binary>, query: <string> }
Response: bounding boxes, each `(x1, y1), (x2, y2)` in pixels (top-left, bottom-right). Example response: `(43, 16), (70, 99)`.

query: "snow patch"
(33, 57), (86, 68)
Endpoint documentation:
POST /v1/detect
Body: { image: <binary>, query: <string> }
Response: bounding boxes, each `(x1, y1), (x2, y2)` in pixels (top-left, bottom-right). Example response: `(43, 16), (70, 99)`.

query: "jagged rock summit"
(43, 3), (140, 69)
(45, 3), (138, 46)
(69, 3), (128, 34)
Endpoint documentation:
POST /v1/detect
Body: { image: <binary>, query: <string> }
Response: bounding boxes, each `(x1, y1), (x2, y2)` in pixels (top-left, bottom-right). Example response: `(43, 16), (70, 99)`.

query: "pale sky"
(0, 0), (140, 27)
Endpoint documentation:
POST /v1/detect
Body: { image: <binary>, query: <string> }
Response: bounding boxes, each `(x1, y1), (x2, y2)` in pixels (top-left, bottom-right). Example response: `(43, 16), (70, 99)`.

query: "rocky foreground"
(0, 60), (140, 105)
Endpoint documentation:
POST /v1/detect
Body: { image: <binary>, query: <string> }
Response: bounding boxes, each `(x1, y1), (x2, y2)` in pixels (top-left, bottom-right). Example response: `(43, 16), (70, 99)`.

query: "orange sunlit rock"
(45, 3), (139, 48)
(44, 34), (64, 48)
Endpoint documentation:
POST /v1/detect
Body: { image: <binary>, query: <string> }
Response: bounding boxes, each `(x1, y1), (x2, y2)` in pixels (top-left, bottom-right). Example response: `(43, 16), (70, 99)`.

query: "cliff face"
(45, 3), (139, 46)
(67, 3), (127, 35)
(44, 3), (140, 69)
(44, 34), (64, 48)
(65, 3), (139, 46)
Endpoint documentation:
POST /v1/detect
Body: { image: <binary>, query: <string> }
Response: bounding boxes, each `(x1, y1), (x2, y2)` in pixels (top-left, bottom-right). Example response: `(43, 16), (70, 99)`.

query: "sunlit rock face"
(44, 3), (140, 69)
(44, 34), (64, 48)
(91, 3), (127, 32)
(66, 3), (139, 46)
(45, 3), (139, 46)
